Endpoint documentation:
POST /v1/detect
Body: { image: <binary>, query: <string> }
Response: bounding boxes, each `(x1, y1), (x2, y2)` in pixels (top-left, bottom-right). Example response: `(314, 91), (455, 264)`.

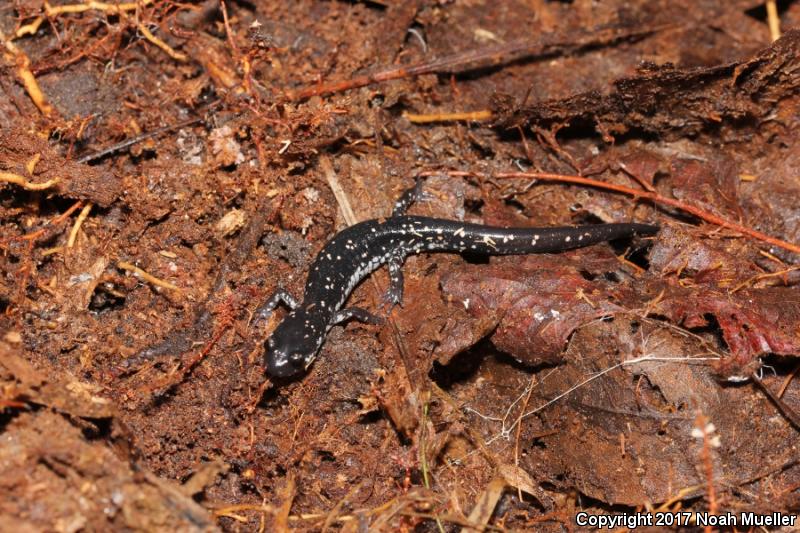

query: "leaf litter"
(1, 1), (800, 531)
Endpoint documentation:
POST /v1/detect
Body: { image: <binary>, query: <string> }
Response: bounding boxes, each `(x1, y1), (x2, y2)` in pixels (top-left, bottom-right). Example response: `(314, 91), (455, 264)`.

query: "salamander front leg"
(332, 307), (384, 325)
(254, 289), (299, 324)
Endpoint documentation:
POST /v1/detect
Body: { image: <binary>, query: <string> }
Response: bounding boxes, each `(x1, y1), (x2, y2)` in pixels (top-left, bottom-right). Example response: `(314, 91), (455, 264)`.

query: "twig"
(118, 260), (180, 291)
(321, 481), (363, 533)
(275, 472), (295, 531)
(15, 0), (155, 37)
(31, 29), (117, 76)
(752, 371), (800, 431)
(291, 24), (668, 100)
(67, 203), (92, 247)
(404, 110), (492, 123)
(0, 28), (54, 116)
(766, 0), (781, 42)
(137, 22), (187, 61)
(2, 200), (84, 246)
(777, 363), (800, 398)
(513, 374), (537, 501)
(730, 265), (800, 293)
(520, 355), (719, 423)
(418, 402), (446, 533)
(429, 170), (800, 255)
(212, 503), (275, 517)
(219, 0), (241, 60)
(459, 352), (720, 464)
(319, 156), (358, 226)
(76, 117), (204, 163)
(0, 171), (60, 190)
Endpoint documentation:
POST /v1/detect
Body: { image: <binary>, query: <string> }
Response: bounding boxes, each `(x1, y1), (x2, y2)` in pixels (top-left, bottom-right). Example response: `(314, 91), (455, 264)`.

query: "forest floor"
(2, 1), (800, 531)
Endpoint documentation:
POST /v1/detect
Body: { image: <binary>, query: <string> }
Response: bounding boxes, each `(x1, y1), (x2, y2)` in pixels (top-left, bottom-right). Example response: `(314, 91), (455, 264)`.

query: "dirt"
(2, 1), (800, 531)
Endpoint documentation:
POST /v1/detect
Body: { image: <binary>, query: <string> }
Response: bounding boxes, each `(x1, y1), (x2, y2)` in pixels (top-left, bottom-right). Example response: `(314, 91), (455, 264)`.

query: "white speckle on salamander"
(481, 235), (497, 249)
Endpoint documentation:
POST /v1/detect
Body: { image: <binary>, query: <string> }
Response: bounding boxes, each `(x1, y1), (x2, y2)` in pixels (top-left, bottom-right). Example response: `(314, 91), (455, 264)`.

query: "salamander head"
(264, 312), (322, 378)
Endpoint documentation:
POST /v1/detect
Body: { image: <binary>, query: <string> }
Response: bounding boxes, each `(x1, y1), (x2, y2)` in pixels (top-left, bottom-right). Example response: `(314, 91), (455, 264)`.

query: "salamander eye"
(289, 352), (306, 366)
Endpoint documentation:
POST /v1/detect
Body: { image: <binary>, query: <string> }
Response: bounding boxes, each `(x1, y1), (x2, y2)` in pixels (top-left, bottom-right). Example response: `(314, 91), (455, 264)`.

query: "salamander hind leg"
(379, 258), (405, 311)
(391, 177), (432, 217)
(333, 307), (384, 325)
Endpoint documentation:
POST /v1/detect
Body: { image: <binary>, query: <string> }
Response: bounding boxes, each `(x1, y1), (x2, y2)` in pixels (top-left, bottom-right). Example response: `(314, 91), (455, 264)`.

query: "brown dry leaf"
(652, 284), (800, 376)
(497, 463), (543, 503)
(520, 316), (798, 506)
(441, 249), (642, 366)
(669, 156), (741, 219)
(462, 477), (506, 533)
(648, 225), (761, 285)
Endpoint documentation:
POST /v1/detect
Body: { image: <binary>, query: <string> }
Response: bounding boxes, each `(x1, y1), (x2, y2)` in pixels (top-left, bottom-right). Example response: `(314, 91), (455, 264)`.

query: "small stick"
(430, 170), (800, 255)
(76, 117), (203, 163)
(730, 265), (800, 293)
(291, 25), (667, 100)
(219, 0), (241, 60)
(46, 0), (152, 16)
(0, 28), (54, 116)
(320, 156), (358, 226)
(404, 110), (492, 123)
(691, 413), (718, 528)
(777, 363), (800, 398)
(137, 23), (187, 61)
(20, 201), (84, 242)
(753, 371), (800, 431)
(766, 0), (781, 42)
(15, 0), (155, 37)
(67, 203), (92, 247)
(0, 171), (60, 190)
(118, 260), (180, 292)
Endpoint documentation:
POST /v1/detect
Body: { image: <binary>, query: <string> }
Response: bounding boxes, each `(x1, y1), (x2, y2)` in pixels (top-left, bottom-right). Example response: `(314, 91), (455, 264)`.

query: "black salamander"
(261, 182), (658, 378)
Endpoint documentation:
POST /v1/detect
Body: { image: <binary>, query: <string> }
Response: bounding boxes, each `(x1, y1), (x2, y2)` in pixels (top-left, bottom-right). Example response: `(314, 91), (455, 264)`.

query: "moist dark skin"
(261, 205), (658, 378)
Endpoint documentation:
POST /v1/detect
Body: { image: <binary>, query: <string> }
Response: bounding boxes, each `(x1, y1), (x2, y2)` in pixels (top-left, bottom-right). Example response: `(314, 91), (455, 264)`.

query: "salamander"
(261, 181), (658, 378)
